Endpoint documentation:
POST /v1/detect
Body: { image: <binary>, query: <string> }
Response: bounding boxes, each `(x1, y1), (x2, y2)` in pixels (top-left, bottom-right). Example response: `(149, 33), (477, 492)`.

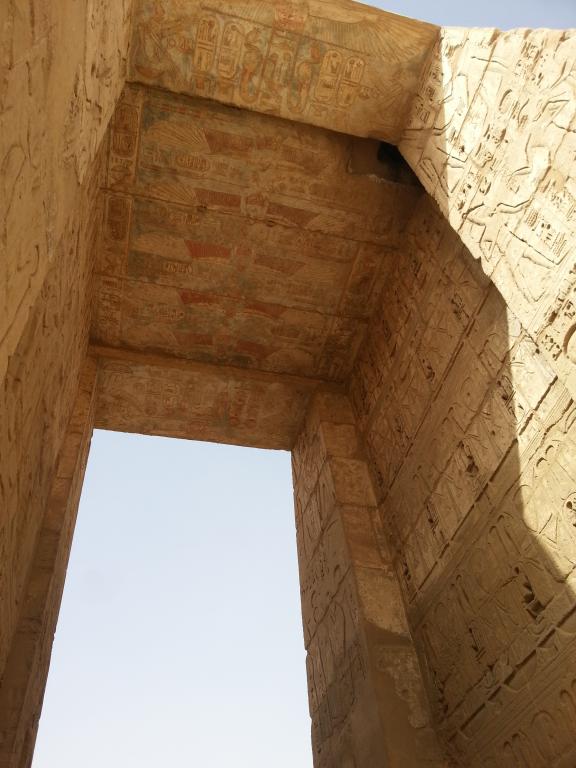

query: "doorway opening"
(33, 431), (312, 768)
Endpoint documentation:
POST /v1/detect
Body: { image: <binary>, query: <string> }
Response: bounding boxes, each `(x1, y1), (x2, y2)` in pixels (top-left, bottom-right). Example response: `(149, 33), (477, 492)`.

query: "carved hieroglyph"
(93, 84), (419, 383)
(0, 142), (106, 699)
(129, 0), (438, 143)
(350, 197), (576, 766)
(292, 393), (446, 768)
(400, 27), (576, 399)
(2, 4), (576, 768)
(0, 0), (133, 386)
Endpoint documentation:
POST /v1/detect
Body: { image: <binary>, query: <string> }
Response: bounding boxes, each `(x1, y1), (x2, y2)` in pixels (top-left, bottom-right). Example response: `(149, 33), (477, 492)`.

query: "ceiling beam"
(129, 0), (438, 144)
(91, 344), (342, 450)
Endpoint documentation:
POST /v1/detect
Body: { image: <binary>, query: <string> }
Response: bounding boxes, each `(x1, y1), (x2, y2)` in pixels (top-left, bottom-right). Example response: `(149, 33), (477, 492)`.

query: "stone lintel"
(91, 344), (342, 450)
(129, 0), (439, 144)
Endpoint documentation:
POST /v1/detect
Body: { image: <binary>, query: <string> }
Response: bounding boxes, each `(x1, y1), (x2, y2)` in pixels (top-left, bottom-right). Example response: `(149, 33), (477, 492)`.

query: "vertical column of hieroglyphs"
(0, 358), (98, 768)
(350, 196), (576, 766)
(92, 84), (144, 347)
(0, 0), (134, 385)
(400, 27), (576, 400)
(292, 392), (446, 768)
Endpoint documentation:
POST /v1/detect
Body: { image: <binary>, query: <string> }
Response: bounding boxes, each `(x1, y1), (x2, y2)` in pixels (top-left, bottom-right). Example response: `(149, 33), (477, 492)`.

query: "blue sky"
(374, 0), (575, 27)
(34, 436), (305, 768)
(33, 2), (575, 767)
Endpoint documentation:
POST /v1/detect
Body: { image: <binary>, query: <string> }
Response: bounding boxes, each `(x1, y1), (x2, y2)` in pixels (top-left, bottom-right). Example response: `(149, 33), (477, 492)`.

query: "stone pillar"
(292, 392), (446, 768)
(0, 358), (98, 768)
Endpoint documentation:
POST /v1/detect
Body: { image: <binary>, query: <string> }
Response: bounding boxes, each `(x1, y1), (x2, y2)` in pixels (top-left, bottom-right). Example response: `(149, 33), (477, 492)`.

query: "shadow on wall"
(408, 280), (576, 768)
(378, 25), (576, 766)
(350, 195), (576, 767)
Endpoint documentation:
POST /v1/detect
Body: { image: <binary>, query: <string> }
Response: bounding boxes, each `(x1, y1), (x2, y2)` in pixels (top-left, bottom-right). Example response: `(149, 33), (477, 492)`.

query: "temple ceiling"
(92, 84), (422, 375)
(90, 0), (435, 447)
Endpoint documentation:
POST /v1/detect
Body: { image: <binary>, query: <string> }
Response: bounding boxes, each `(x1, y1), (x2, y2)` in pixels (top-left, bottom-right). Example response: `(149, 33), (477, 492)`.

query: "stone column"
(292, 392), (446, 768)
(0, 358), (98, 768)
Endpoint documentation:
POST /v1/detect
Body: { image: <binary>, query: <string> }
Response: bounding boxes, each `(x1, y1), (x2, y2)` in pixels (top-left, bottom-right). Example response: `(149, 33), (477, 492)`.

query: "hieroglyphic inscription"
(94, 85), (416, 381)
(350, 195), (576, 765)
(292, 393), (445, 767)
(92, 345), (322, 450)
(129, 0), (438, 143)
(400, 27), (576, 399)
(0, 0), (132, 386)
(107, 85), (145, 188)
(107, 85), (417, 245)
(0, 137), (107, 768)
(0, 143), (105, 680)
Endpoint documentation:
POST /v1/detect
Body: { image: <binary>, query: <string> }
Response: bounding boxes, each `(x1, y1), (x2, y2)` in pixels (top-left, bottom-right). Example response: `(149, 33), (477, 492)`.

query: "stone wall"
(0, 141), (107, 683)
(92, 345), (324, 450)
(292, 392), (446, 767)
(350, 196), (576, 766)
(0, 130), (111, 768)
(400, 26), (576, 399)
(1, 5), (132, 755)
(0, 360), (98, 768)
(2, 7), (576, 768)
(0, 0), (133, 384)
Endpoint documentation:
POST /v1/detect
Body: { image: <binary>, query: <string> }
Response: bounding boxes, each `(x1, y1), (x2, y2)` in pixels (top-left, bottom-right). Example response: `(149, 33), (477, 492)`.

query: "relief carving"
(129, 0), (438, 143)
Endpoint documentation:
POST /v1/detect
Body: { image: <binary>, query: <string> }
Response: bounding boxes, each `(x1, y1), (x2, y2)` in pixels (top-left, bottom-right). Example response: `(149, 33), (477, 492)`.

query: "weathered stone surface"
(350, 196), (576, 766)
(400, 26), (576, 398)
(0, 359), (97, 768)
(0, 141), (106, 696)
(2, 5), (576, 768)
(92, 84), (420, 381)
(292, 393), (446, 767)
(129, 0), (438, 143)
(92, 345), (336, 450)
(0, 0), (133, 386)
